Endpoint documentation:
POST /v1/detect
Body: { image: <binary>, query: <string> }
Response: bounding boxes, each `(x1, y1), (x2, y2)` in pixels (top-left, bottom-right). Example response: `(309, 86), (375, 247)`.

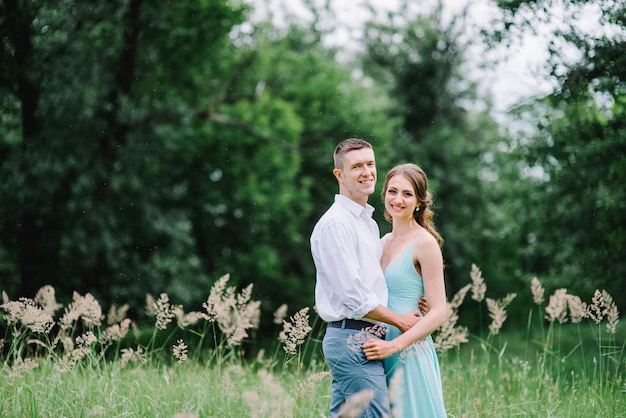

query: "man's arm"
(364, 305), (421, 332)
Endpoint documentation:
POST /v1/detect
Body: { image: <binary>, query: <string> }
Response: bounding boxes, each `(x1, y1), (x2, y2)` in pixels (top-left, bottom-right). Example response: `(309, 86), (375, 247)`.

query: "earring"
(415, 206), (420, 212)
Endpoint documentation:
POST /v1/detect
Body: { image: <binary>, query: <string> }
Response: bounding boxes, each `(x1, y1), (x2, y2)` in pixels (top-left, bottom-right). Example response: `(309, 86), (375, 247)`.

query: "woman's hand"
(362, 338), (400, 361)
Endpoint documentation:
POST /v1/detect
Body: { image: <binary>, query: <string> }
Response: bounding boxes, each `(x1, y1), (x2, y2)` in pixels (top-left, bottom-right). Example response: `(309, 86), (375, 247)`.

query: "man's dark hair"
(333, 138), (373, 169)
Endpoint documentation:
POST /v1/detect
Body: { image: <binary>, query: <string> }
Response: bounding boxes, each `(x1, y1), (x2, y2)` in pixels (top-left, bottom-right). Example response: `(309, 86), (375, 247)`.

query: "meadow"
(1, 267), (624, 417)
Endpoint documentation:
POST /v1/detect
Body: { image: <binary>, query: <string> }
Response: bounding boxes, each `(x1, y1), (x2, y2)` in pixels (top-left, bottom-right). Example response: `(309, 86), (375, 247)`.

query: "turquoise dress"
(383, 236), (447, 417)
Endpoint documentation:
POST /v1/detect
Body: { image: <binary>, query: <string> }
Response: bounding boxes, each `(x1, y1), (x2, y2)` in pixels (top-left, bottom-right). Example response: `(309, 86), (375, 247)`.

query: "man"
(311, 138), (420, 417)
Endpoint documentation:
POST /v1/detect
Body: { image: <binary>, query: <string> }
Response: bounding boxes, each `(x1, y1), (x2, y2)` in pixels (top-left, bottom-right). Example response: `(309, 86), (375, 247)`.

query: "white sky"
(329, 0), (557, 115)
(247, 0), (602, 116)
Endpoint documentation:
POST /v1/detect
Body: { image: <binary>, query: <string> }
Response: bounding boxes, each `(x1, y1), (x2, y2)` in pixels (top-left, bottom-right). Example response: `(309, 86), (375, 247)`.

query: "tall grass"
(1, 268), (624, 417)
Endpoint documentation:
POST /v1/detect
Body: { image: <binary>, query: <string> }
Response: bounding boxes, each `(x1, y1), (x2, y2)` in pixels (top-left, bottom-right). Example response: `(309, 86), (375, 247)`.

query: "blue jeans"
(323, 326), (390, 417)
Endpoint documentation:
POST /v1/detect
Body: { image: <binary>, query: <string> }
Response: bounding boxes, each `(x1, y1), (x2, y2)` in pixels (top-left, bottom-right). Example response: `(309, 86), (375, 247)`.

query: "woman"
(363, 163), (447, 417)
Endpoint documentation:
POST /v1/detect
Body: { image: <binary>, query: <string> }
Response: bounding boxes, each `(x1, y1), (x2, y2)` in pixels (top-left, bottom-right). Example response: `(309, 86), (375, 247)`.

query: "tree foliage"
(359, 1), (518, 298)
(494, 0), (626, 299)
(2, 0), (622, 335)
(0, 1), (397, 324)
(0, 0), (249, 309)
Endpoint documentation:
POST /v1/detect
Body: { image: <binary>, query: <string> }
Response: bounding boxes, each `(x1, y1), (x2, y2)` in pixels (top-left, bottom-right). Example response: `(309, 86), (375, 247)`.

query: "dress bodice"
(384, 237), (424, 315)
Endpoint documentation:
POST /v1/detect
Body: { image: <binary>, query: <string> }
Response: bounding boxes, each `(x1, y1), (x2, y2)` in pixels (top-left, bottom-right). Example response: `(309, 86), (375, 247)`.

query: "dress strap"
(412, 229), (427, 244)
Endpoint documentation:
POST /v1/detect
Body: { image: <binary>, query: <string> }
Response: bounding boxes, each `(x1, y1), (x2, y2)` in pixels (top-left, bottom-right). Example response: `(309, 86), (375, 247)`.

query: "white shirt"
(311, 194), (388, 322)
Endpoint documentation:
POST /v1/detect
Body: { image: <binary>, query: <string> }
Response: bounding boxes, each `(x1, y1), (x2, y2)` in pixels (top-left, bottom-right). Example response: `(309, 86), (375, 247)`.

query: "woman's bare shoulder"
(414, 230), (442, 253)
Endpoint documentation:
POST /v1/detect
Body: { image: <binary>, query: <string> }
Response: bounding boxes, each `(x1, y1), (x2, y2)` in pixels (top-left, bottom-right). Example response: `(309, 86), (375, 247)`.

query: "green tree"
(0, 0), (247, 309)
(494, 0), (626, 300)
(0, 0), (400, 329)
(206, 20), (397, 319)
(359, 1), (519, 301)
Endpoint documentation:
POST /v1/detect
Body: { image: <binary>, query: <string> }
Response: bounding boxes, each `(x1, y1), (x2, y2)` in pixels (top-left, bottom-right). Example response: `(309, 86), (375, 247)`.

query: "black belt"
(327, 319), (373, 330)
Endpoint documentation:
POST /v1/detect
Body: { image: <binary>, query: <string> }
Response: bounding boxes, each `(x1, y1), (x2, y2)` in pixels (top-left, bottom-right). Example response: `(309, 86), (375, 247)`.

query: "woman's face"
(384, 174), (418, 221)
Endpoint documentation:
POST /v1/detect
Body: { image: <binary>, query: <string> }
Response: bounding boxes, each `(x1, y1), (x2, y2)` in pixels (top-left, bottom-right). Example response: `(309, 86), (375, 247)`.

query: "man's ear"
(332, 168), (343, 182)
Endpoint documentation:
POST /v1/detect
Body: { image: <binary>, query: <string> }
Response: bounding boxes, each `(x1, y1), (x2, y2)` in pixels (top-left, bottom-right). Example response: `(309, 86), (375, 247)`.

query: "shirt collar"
(335, 194), (375, 218)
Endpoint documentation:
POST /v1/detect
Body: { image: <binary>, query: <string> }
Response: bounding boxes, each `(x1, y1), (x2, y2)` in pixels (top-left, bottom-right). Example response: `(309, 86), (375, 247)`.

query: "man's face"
(334, 148), (377, 205)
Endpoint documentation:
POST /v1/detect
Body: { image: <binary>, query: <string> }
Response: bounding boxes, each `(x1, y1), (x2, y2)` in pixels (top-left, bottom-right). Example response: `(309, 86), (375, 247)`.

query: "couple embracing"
(311, 138), (447, 417)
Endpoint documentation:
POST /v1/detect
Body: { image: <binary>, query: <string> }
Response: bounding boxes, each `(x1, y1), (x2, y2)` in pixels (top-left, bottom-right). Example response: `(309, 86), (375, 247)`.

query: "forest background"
(1, 0), (625, 343)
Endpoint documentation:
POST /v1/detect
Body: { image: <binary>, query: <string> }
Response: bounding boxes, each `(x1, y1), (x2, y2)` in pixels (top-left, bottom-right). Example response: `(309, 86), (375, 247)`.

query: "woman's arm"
(363, 233), (446, 360)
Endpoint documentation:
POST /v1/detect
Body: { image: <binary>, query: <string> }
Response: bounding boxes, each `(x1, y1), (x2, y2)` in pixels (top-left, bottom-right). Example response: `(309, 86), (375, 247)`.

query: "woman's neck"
(390, 219), (422, 239)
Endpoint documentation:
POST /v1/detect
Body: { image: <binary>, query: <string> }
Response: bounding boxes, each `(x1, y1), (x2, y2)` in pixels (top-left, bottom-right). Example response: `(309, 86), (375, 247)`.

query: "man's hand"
(392, 298), (429, 332)
(396, 311), (421, 332)
(419, 297), (429, 316)
(364, 303), (426, 333)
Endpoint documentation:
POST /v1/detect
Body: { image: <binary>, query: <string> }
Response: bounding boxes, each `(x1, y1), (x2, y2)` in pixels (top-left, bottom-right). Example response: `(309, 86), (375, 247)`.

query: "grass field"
(1, 271), (624, 417)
